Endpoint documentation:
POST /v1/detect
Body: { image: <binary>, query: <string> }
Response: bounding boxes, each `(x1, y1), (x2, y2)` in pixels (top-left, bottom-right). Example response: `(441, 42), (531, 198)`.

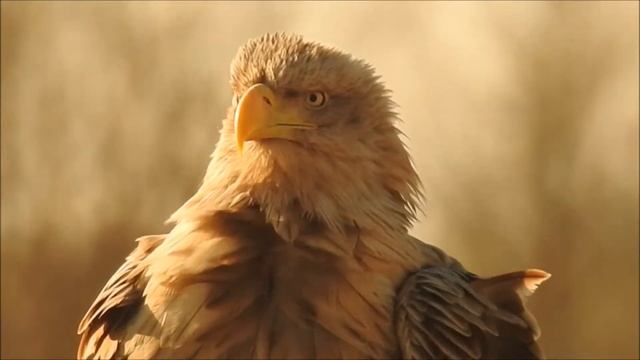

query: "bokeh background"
(1, 1), (638, 359)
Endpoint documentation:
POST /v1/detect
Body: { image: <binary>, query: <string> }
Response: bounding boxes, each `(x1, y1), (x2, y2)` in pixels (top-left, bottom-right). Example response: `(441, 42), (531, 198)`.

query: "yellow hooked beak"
(234, 83), (317, 153)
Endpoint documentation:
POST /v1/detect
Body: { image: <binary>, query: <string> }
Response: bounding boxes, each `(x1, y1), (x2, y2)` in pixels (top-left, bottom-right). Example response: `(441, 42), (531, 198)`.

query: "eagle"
(77, 33), (550, 359)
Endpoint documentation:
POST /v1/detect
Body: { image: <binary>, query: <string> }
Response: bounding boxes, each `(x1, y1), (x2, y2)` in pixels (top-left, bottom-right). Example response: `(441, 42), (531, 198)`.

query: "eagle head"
(172, 33), (422, 236)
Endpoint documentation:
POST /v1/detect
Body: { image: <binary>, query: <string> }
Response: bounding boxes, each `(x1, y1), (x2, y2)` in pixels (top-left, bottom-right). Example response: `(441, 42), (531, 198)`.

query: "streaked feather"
(395, 266), (550, 359)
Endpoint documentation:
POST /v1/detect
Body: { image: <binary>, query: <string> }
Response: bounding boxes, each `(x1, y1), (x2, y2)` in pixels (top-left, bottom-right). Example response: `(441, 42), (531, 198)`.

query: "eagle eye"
(305, 91), (328, 109)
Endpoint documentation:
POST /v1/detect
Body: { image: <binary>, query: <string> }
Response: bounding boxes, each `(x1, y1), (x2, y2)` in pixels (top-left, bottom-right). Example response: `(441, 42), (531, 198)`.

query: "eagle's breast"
(140, 209), (403, 359)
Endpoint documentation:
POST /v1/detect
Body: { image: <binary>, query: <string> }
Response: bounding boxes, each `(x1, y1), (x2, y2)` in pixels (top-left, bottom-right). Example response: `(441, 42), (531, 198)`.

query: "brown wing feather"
(395, 266), (550, 360)
(77, 234), (165, 359)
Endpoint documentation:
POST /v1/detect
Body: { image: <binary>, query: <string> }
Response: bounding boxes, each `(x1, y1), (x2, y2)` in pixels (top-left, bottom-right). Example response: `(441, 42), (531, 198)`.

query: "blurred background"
(1, 1), (638, 359)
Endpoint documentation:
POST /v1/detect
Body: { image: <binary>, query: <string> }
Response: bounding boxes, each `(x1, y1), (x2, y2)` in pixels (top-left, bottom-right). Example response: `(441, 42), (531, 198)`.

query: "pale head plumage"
(171, 33), (422, 238)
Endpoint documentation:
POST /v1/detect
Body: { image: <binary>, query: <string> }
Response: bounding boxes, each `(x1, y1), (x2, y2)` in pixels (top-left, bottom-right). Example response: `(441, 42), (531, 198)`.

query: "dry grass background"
(1, 1), (638, 359)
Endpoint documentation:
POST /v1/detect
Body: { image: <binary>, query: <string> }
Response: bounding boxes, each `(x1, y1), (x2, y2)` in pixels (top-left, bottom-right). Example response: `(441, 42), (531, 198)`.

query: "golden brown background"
(1, 1), (638, 359)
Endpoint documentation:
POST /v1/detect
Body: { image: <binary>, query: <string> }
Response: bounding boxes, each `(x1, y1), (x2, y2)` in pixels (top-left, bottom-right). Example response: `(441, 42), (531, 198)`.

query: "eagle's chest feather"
(143, 211), (413, 358)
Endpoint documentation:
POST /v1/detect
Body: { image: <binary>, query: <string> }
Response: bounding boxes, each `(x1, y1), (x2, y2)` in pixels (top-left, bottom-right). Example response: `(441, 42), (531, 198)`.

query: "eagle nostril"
(262, 96), (272, 106)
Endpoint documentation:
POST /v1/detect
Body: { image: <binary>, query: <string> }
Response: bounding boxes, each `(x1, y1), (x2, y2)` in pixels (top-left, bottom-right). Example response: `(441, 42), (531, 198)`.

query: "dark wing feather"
(77, 234), (165, 359)
(395, 266), (550, 360)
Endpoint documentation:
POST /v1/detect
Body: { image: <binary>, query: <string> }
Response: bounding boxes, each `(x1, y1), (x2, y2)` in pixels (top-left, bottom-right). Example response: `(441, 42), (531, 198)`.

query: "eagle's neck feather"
(169, 116), (422, 240)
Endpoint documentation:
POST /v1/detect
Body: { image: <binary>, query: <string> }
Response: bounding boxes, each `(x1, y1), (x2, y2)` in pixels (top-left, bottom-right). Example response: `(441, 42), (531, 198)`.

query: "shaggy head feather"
(171, 33), (422, 238)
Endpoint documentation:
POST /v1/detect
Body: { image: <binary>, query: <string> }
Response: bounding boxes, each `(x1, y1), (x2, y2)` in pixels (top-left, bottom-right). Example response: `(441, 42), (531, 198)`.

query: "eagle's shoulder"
(77, 234), (164, 359)
(395, 265), (549, 359)
(77, 211), (276, 359)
